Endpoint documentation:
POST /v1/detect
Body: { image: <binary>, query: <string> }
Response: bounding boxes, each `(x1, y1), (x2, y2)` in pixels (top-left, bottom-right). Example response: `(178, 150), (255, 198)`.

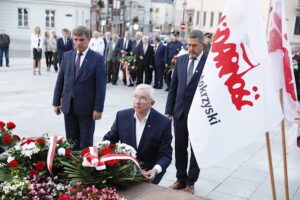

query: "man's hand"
(140, 56), (144, 60)
(165, 64), (168, 67)
(166, 114), (173, 120)
(143, 168), (157, 182)
(149, 65), (153, 69)
(93, 111), (102, 121)
(53, 106), (61, 115)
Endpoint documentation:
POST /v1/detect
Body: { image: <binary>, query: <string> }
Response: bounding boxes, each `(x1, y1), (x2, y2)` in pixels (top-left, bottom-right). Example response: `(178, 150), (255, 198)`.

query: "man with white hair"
(103, 84), (172, 184)
(89, 31), (105, 56)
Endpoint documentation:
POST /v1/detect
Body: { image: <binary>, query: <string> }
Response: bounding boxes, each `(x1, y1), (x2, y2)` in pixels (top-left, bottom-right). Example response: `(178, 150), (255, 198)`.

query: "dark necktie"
(75, 52), (83, 78)
(186, 57), (196, 85)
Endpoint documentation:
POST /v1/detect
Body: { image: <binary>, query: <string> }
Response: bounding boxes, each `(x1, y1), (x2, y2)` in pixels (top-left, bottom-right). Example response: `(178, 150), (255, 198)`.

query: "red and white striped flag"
(187, 0), (283, 167)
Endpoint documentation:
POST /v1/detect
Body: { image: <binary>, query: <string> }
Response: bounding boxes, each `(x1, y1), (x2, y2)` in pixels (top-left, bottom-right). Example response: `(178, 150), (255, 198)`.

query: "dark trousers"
(128, 71), (137, 85)
(64, 100), (95, 150)
(136, 65), (144, 85)
(165, 71), (172, 90)
(45, 51), (53, 67)
(154, 64), (164, 88)
(112, 62), (120, 84)
(107, 60), (115, 82)
(121, 66), (127, 85)
(174, 116), (200, 185)
(0, 47), (9, 66)
(145, 66), (153, 85)
(52, 52), (58, 72)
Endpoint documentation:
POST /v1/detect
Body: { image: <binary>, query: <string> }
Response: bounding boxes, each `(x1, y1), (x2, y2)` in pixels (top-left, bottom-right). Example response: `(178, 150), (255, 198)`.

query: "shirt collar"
(134, 109), (151, 123)
(77, 47), (89, 57)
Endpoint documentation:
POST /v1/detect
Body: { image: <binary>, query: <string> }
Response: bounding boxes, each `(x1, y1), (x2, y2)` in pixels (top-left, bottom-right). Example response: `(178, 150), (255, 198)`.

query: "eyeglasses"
(133, 96), (150, 104)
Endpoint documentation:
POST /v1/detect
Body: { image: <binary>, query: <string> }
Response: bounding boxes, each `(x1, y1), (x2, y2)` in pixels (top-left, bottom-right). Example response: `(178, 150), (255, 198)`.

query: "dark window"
(18, 8), (28, 27)
(203, 11), (206, 26)
(46, 10), (55, 28)
(294, 16), (300, 35)
(210, 12), (214, 27)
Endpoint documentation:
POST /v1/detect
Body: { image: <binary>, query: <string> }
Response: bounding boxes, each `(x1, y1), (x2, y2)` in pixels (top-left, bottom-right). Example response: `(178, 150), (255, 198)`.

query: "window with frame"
(294, 16), (300, 35)
(45, 10), (55, 28)
(196, 11), (200, 25)
(210, 12), (214, 27)
(203, 11), (206, 26)
(18, 8), (28, 27)
(218, 12), (222, 24)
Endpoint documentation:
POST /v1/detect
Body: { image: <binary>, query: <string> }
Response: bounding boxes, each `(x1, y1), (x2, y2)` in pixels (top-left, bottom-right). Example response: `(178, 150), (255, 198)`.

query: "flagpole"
(265, 132), (277, 200)
(280, 89), (290, 200)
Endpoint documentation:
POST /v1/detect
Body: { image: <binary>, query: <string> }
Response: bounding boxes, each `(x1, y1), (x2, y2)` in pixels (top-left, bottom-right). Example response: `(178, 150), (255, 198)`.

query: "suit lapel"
(182, 55), (189, 85)
(188, 54), (206, 85)
(137, 109), (153, 151)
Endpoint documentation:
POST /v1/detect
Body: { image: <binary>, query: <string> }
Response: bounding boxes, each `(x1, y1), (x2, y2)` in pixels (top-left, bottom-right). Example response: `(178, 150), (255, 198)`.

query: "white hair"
(135, 84), (155, 100)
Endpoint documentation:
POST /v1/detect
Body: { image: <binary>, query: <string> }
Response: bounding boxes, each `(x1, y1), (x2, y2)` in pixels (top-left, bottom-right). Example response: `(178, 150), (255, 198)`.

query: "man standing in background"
(0, 29), (10, 67)
(57, 28), (74, 67)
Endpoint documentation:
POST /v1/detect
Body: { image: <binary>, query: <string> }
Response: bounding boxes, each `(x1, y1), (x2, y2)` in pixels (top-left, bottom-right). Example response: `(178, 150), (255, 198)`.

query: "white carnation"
(7, 156), (15, 163)
(57, 147), (65, 156)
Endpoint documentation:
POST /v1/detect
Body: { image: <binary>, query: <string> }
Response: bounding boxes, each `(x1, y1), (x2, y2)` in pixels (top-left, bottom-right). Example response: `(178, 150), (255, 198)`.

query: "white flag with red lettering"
(188, 0), (283, 167)
(268, 0), (298, 122)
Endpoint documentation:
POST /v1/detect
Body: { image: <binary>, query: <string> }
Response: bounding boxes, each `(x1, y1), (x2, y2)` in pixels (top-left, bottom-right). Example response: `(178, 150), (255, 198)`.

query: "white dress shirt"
(89, 37), (105, 55)
(75, 47), (89, 68)
(134, 110), (162, 174)
(187, 51), (203, 74)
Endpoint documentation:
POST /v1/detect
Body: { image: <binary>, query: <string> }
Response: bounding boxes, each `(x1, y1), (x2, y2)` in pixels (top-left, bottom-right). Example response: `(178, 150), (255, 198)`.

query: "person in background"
(103, 84), (172, 184)
(104, 34), (119, 84)
(164, 31), (182, 91)
(0, 29), (10, 67)
(53, 26), (106, 150)
(130, 31), (143, 86)
(44, 31), (53, 71)
(89, 31), (105, 56)
(50, 31), (58, 72)
(57, 28), (73, 67)
(203, 32), (212, 56)
(153, 36), (166, 89)
(166, 30), (207, 194)
(31, 26), (43, 75)
(115, 31), (132, 85)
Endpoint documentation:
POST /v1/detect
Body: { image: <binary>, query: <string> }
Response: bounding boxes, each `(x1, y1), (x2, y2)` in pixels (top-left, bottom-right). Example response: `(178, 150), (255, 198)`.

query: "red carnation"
(36, 138), (45, 146)
(35, 161), (46, 171)
(109, 144), (116, 148)
(30, 169), (38, 175)
(3, 134), (11, 144)
(58, 194), (71, 200)
(9, 160), (19, 168)
(13, 134), (20, 141)
(6, 122), (16, 129)
(65, 149), (72, 157)
(100, 147), (113, 155)
(0, 127), (4, 132)
(0, 121), (5, 128)
(105, 159), (119, 167)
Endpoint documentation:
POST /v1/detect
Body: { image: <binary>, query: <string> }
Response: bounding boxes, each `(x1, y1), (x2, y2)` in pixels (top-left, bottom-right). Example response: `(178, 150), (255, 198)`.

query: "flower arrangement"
(120, 55), (137, 72)
(58, 182), (126, 200)
(61, 141), (144, 188)
(0, 121), (20, 152)
(0, 121), (144, 199)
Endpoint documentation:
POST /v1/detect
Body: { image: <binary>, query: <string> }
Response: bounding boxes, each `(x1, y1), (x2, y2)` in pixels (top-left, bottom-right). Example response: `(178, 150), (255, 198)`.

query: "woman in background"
(44, 31), (52, 71)
(31, 26), (43, 75)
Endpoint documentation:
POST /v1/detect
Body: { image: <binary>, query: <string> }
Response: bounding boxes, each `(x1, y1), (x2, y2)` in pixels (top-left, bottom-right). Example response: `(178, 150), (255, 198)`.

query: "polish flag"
(187, 0), (283, 167)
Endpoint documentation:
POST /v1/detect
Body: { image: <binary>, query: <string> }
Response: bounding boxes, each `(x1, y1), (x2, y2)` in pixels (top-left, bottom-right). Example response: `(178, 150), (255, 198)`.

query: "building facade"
(150, 0), (173, 33)
(173, 0), (300, 49)
(0, 0), (90, 52)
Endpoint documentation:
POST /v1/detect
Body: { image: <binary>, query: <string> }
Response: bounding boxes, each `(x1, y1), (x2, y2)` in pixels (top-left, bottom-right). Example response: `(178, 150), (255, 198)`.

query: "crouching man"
(103, 84), (172, 184)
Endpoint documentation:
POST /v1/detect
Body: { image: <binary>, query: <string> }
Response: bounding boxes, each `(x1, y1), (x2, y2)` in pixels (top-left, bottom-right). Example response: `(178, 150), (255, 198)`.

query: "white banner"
(188, 0), (283, 168)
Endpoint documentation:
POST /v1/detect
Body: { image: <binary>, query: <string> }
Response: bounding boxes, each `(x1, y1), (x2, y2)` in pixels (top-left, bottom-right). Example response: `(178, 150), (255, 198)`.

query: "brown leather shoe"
(169, 181), (186, 190)
(184, 185), (194, 194)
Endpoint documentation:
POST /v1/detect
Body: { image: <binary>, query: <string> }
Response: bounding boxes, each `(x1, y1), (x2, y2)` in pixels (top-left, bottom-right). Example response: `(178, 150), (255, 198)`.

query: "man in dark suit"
(136, 36), (154, 85)
(103, 84), (172, 184)
(104, 34), (119, 84)
(115, 31), (132, 85)
(153, 36), (166, 89)
(57, 28), (74, 67)
(129, 31), (143, 86)
(53, 26), (106, 150)
(165, 30), (207, 194)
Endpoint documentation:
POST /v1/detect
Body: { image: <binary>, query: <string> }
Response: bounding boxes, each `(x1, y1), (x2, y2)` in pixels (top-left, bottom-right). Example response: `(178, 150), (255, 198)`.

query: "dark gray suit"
(104, 40), (119, 83)
(53, 48), (106, 150)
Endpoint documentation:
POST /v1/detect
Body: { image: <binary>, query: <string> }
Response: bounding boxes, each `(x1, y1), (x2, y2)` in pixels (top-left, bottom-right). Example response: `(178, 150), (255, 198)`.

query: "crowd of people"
(51, 25), (213, 195)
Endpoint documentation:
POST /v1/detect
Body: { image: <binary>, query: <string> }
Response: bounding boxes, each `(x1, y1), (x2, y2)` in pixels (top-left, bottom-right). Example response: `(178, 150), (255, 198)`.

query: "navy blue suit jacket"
(53, 49), (106, 116)
(154, 42), (166, 67)
(115, 38), (132, 56)
(165, 53), (207, 119)
(103, 108), (173, 172)
(57, 37), (74, 64)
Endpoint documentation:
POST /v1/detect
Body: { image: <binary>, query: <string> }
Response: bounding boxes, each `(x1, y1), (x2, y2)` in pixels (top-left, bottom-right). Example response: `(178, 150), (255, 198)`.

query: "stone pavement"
(0, 57), (300, 200)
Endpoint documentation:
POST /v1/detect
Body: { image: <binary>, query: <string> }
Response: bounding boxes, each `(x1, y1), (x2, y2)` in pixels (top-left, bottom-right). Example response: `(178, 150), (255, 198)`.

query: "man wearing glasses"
(165, 30), (207, 194)
(103, 84), (173, 184)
